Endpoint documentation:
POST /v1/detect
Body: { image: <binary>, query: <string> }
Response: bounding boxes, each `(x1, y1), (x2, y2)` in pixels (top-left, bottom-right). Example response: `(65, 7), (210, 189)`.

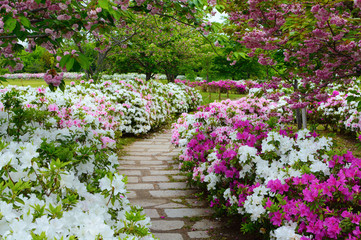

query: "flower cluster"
(2, 72), (84, 80)
(2, 78), (201, 135)
(43, 69), (64, 87)
(307, 87), (361, 136)
(207, 80), (247, 94)
(172, 95), (361, 239)
(174, 79), (207, 88)
(0, 78), (201, 239)
(174, 78), (248, 94)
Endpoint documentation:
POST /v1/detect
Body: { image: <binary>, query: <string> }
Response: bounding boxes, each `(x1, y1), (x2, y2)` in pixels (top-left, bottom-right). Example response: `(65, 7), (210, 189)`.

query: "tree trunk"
(266, 66), (269, 80)
(208, 86), (211, 101)
(302, 107), (307, 129)
(293, 79), (303, 130)
(165, 72), (177, 82)
(296, 109), (302, 130)
(145, 72), (152, 81)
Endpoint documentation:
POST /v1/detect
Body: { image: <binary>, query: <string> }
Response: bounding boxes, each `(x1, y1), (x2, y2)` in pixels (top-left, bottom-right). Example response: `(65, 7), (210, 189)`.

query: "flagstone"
(192, 219), (222, 230)
(118, 170), (141, 175)
(158, 182), (187, 189)
(127, 183), (154, 190)
(150, 190), (196, 198)
(120, 130), (221, 239)
(164, 208), (212, 218)
(187, 231), (209, 238)
(153, 233), (183, 240)
(142, 176), (169, 182)
(142, 208), (160, 218)
(150, 220), (184, 231)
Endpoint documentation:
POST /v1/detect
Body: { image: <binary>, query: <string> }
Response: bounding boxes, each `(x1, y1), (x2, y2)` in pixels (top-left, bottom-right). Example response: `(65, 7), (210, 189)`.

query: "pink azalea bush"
(172, 96), (361, 239)
(174, 78), (248, 94)
(207, 80), (247, 94)
(174, 79), (207, 88)
(306, 87), (361, 137)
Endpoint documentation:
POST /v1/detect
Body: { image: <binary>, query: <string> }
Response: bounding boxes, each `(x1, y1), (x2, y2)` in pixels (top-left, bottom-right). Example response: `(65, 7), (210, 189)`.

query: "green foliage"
(14, 46), (55, 73)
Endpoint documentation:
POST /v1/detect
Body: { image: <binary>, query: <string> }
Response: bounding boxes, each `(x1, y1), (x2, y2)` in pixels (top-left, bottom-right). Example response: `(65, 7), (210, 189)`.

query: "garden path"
(118, 130), (222, 240)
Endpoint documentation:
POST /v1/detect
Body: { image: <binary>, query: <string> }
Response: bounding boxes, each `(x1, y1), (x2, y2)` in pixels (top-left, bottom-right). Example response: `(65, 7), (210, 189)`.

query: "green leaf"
(75, 53), (90, 70)
(99, 0), (109, 10)
(59, 55), (71, 68)
(109, 7), (121, 21)
(19, 16), (31, 28)
(48, 83), (56, 92)
(66, 57), (75, 71)
(215, 4), (225, 12)
(346, 96), (355, 102)
(0, 77), (7, 83)
(4, 18), (17, 33)
(59, 80), (65, 92)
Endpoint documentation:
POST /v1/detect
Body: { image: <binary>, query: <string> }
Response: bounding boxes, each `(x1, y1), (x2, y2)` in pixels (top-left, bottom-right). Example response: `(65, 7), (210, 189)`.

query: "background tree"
(216, 0), (361, 128)
(109, 15), (205, 82)
(0, 0), (212, 87)
(218, 0), (361, 103)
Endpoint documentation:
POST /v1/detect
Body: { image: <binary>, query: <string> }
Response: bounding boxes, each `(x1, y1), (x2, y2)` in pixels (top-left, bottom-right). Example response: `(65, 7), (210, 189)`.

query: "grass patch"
(317, 127), (361, 158)
(184, 216), (203, 222)
(115, 131), (139, 156)
(199, 91), (246, 105)
(2, 79), (77, 88)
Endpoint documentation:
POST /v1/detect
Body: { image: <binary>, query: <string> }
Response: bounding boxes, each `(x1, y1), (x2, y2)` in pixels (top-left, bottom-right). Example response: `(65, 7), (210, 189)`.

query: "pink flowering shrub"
(43, 69), (64, 87)
(207, 80), (247, 94)
(174, 79), (248, 94)
(174, 79), (207, 88)
(305, 86), (361, 138)
(172, 96), (361, 239)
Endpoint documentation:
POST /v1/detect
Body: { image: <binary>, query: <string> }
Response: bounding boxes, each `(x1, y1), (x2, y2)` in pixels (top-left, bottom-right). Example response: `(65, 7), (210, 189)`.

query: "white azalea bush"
(0, 108), (152, 239)
(1, 78), (201, 135)
(0, 78), (201, 239)
(2, 72), (84, 80)
(306, 84), (361, 138)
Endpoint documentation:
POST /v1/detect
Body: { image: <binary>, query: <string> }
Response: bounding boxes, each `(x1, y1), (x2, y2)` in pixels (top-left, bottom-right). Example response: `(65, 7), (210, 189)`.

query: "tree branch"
(0, 34), (49, 40)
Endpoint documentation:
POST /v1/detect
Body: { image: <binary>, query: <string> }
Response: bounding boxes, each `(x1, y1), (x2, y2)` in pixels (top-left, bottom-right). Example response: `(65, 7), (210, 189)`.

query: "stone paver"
(164, 208), (212, 218)
(127, 177), (139, 183)
(187, 231), (209, 239)
(153, 233), (183, 240)
(150, 190), (196, 198)
(127, 183), (154, 190)
(142, 176), (169, 182)
(150, 170), (180, 175)
(192, 219), (222, 230)
(143, 209), (160, 218)
(118, 170), (141, 175)
(150, 220), (184, 231)
(118, 130), (217, 240)
(158, 182), (188, 189)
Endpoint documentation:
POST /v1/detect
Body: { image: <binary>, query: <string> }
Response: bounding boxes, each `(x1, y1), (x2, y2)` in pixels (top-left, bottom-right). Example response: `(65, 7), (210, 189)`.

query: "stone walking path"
(118, 130), (221, 240)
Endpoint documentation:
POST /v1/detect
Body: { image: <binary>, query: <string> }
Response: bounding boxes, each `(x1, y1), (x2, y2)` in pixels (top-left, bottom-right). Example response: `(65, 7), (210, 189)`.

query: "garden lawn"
(200, 91), (246, 105)
(2, 78), (76, 87)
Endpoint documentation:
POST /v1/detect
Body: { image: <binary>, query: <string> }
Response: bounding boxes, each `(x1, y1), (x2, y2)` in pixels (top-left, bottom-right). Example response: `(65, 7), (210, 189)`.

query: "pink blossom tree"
(219, 0), (361, 127)
(0, 0), (213, 89)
